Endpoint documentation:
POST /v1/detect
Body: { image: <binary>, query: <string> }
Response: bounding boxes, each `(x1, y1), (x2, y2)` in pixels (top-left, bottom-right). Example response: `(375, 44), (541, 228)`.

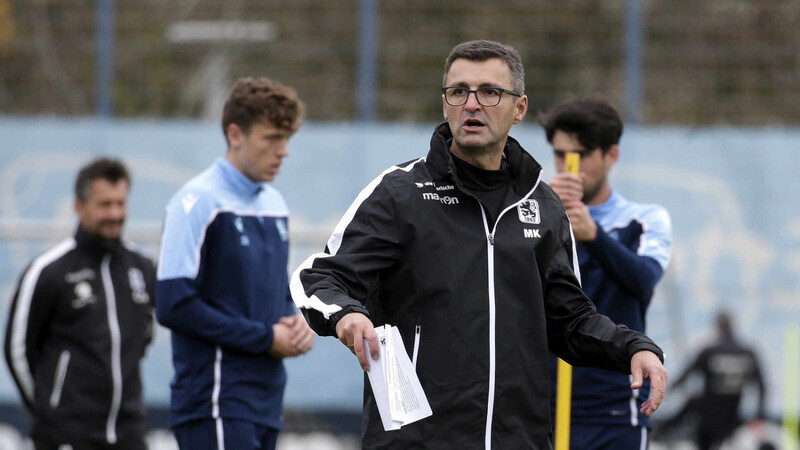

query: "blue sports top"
(550, 189), (672, 428)
(156, 158), (296, 429)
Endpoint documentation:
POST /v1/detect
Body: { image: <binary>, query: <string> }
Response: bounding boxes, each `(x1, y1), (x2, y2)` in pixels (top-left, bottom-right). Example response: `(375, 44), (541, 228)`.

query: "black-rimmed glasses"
(442, 86), (521, 107)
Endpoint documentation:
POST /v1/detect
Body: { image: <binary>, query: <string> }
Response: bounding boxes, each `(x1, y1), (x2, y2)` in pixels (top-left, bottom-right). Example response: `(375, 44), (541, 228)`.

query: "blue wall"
(1, 118), (798, 417)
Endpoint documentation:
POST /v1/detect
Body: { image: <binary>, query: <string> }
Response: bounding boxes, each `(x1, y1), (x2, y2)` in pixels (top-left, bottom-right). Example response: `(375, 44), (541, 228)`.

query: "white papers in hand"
(365, 324), (433, 431)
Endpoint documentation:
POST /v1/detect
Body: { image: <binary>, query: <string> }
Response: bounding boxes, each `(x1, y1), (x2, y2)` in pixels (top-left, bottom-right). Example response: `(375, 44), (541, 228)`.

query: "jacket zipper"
(412, 322), (422, 368)
(49, 350), (71, 408)
(101, 253), (122, 444)
(480, 206), (497, 450)
(479, 177), (543, 450)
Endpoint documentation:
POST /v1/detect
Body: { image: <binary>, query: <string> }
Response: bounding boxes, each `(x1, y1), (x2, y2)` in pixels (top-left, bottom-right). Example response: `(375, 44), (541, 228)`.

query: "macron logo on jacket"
(181, 193), (199, 214)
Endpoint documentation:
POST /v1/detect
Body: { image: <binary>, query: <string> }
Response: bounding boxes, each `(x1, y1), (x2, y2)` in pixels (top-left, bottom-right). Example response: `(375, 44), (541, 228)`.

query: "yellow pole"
(555, 151), (580, 450)
(784, 324), (799, 450)
(565, 151), (580, 178)
(555, 359), (573, 450)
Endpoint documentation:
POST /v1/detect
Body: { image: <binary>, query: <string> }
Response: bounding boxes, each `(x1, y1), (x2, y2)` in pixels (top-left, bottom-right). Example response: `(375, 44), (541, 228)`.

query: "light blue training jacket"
(156, 158), (296, 429)
(550, 189), (672, 429)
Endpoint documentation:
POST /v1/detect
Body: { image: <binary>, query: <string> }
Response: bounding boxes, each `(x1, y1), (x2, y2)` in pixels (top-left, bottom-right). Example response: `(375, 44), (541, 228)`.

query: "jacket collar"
(426, 122), (542, 196)
(74, 225), (119, 253)
(214, 158), (264, 197)
(588, 189), (623, 219)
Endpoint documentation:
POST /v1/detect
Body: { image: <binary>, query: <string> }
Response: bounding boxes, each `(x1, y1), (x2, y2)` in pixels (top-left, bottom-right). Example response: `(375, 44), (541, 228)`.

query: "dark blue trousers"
(173, 418), (279, 450)
(568, 424), (648, 450)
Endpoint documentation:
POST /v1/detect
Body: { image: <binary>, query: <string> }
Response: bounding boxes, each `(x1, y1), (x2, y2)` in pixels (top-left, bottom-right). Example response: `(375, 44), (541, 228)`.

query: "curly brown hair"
(221, 77), (304, 142)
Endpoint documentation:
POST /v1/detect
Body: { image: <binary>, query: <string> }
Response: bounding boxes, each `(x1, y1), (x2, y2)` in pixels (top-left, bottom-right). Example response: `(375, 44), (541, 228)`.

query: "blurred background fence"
(1, 1), (799, 449)
(1, 0), (800, 124)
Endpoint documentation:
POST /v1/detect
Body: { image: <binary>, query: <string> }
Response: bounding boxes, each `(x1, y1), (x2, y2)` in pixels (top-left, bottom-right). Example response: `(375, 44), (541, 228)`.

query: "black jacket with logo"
(293, 123), (664, 449)
(4, 227), (155, 446)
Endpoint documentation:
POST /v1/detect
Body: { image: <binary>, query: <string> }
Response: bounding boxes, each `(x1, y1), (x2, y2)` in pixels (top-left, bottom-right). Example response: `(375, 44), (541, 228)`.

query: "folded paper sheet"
(365, 325), (433, 431)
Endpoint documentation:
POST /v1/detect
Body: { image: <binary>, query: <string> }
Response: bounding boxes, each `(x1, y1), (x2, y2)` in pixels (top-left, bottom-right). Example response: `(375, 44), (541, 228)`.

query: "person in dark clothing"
(291, 40), (668, 449)
(671, 312), (766, 450)
(4, 158), (155, 450)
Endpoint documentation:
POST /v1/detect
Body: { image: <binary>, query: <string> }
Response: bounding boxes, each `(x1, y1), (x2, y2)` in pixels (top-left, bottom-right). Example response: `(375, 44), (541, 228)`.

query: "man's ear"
(512, 95), (528, 124)
(607, 144), (620, 164)
(226, 123), (244, 149)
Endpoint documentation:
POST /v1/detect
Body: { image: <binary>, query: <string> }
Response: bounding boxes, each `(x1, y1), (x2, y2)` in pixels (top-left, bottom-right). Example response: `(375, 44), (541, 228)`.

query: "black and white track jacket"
(291, 123), (664, 449)
(4, 227), (155, 446)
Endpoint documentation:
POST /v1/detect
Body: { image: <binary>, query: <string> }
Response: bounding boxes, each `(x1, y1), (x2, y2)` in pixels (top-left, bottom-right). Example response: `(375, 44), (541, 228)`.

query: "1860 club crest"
(517, 199), (541, 224)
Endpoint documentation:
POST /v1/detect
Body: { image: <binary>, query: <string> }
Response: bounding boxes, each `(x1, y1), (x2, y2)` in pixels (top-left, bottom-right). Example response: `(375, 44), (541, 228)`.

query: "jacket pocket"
(49, 350), (71, 409)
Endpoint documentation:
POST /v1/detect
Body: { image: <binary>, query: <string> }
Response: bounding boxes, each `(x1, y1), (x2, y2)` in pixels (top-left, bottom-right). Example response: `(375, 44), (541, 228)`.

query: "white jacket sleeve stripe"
(290, 158), (425, 316)
(565, 216), (582, 286)
(8, 238), (76, 403)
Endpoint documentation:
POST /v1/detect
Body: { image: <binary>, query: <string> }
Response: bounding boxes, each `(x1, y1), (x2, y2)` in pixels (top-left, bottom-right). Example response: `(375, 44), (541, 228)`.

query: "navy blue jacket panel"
(550, 190), (672, 428)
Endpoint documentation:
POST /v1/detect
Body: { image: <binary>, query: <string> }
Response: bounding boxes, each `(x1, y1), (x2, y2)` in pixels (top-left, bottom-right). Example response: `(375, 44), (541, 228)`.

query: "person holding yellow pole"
(542, 98), (673, 449)
(554, 151), (580, 450)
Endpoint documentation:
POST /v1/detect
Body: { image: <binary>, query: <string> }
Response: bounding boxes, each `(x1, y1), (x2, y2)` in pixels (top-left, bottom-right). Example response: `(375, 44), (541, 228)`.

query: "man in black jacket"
(292, 40), (667, 449)
(4, 158), (155, 450)
(669, 312), (766, 450)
